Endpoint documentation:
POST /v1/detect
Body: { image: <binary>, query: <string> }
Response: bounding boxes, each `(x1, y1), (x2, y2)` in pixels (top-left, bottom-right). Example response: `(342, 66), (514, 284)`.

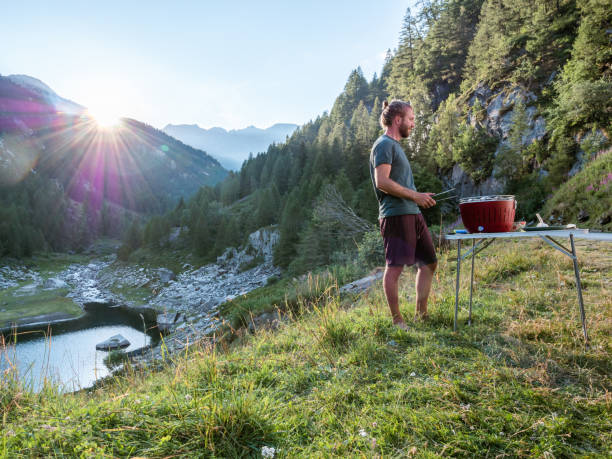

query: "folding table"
(445, 229), (612, 345)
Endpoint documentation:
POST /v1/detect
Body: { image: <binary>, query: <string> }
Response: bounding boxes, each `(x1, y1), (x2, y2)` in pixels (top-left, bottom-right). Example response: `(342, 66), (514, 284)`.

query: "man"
(369, 100), (437, 330)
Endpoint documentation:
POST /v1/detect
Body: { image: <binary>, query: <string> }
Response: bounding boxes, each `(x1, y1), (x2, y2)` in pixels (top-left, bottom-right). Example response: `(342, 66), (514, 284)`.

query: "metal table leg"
(454, 240), (461, 331)
(469, 239), (475, 326)
(539, 233), (590, 346)
(570, 234), (589, 346)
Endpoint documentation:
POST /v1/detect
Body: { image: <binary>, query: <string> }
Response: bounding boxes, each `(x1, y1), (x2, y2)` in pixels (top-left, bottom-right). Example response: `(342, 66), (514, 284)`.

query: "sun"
(87, 108), (121, 128)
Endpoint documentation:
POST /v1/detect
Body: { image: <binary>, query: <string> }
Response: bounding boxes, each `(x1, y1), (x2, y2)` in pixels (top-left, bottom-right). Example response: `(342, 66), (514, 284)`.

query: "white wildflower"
(410, 372), (416, 377)
(359, 428), (368, 437)
(261, 445), (276, 458)
(185, 394), (192, 401)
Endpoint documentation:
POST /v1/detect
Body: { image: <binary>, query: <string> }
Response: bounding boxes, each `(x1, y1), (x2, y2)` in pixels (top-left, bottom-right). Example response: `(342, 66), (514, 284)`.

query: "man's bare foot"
(393, 321), (410, 331)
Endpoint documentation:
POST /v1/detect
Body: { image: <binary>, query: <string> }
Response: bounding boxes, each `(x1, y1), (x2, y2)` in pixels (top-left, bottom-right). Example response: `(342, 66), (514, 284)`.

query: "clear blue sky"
(1, 1), (414, 130)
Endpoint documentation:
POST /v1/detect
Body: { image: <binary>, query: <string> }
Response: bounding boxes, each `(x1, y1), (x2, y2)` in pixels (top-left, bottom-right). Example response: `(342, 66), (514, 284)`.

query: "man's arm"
(374, 164), (436, 208)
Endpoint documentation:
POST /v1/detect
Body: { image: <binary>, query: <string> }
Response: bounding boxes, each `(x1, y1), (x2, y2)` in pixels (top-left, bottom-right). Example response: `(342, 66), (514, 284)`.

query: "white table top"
(445, 229), (612, 241)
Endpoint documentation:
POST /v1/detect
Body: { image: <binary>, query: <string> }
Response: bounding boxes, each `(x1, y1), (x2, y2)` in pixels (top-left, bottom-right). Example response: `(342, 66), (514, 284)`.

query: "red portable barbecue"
(459, 195), (516, 233)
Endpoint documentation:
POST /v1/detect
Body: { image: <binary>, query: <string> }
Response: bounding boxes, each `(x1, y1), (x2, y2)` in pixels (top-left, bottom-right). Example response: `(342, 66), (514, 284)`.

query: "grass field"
(1, 239), (610, 457)
(27, 252), (90, 276)
(0, 287), (82, 326)
(0, 253), (88, 326)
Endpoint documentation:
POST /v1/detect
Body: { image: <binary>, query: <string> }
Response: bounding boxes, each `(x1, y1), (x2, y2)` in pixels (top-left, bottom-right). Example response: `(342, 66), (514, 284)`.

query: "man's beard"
(399, 124), (411, 138)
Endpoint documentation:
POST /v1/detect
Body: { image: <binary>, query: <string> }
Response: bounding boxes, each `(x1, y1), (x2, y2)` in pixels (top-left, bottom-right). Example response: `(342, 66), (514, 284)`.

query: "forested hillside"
(115, 0), (612, 272)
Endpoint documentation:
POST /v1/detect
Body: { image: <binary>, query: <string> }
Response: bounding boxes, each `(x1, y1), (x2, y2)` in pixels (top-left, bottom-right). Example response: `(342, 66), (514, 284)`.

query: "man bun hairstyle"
(380, 99), (412, 129)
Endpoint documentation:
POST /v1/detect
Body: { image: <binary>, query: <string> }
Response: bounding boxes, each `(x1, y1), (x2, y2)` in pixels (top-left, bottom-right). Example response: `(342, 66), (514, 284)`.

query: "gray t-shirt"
(369, 134), (420, 218)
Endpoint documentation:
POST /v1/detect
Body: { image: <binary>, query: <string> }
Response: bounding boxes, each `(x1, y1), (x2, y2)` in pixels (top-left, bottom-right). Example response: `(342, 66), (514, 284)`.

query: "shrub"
(357, 230), (384, 269)
(116, 244), (133, 262)
(543, 151), (612, 228)
(452, 123), (498, 183)
(555, 80), (612, 130)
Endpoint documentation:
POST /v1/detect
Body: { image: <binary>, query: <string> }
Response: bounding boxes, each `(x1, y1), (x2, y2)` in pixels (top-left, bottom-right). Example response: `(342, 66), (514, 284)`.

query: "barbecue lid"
(459, 195), (515, 204)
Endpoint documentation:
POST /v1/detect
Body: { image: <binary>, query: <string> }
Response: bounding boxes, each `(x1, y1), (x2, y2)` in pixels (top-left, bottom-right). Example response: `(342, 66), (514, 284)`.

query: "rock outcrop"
(150, 227), (281, 319)
(468, 84), (546, 144)
(451, 84), (549, 197)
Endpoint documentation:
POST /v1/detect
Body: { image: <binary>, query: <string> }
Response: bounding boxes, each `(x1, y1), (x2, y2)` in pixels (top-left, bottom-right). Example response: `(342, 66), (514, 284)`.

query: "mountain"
(4, 74), (86, 116)
(0, 74), (227, 207)
(0, 74), (228, 255)
(163, 123), (298, 170)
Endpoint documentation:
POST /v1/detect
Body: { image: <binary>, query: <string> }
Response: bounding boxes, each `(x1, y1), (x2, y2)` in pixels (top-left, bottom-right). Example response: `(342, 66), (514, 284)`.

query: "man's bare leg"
(415, 262), (437, 318)
(383, 265), (405, 325)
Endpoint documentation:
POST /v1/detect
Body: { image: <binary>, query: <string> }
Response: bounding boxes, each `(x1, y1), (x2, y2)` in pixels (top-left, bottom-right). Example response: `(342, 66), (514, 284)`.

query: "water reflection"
(1, 325), (151, 392)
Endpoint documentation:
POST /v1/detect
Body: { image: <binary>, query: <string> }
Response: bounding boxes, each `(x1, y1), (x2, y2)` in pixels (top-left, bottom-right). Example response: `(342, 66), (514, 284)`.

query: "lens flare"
(87, 108), (120, 128)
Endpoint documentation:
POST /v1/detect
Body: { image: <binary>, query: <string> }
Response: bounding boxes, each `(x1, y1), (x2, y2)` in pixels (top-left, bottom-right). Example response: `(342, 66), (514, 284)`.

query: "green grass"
(0, 252), (89, 325)
(1, 240), (611, 457)
(219, 261), (369, 330)
(0, 287), (82, 326)
(107, 284), (153, 306)
(125, 246), (213, 274)
(27, 252), (90, 275)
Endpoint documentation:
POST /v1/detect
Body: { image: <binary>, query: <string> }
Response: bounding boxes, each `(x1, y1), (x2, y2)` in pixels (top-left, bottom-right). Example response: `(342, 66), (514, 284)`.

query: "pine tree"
(330, 68), (370, 126)
(274, 189), (304, 267)
(387, 7), (421, 98)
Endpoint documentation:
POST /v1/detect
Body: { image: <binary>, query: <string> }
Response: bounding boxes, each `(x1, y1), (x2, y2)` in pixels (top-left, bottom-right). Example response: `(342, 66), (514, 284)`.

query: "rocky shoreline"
(1, 228), (281, 362)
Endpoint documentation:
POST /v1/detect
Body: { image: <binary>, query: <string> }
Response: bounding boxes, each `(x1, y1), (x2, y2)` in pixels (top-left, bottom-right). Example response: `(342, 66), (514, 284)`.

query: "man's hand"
(412, 192), (436, 209)
(375, 164), (437, 208)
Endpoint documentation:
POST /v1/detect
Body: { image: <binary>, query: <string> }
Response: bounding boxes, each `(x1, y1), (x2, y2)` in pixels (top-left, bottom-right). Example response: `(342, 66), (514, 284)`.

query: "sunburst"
(87, 108), (120, 129)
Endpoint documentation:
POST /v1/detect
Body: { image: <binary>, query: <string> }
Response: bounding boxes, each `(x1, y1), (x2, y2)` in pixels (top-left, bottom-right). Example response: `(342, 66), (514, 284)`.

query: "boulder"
(96, 334), (130, 351)
(157, 312), (181, 334)
(158, 268), (176, 283)
(42, 277), (68, 290)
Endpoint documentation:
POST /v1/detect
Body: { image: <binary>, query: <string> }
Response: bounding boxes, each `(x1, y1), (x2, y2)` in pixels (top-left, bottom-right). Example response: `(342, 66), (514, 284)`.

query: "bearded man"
(369, 100), (438, 330)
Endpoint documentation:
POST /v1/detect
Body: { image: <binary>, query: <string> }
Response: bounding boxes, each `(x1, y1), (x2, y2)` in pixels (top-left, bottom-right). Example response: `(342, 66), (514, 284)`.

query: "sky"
(1, 1), (415, 130)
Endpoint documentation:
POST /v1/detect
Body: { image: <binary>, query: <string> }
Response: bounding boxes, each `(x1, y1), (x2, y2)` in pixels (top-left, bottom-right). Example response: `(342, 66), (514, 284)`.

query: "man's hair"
(379, 99), (412, 129)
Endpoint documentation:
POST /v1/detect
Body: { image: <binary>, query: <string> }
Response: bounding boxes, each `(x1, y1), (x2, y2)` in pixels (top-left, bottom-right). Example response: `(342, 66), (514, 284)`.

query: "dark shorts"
(379, 213), (437, 267)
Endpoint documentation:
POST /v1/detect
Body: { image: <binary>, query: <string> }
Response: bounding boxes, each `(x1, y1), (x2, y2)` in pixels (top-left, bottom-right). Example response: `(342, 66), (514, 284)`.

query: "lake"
(0, 304), (159, 392)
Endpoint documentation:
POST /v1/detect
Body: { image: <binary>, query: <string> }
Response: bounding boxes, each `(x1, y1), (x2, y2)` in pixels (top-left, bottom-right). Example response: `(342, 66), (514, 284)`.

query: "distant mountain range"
(0, 74), (227, 214)
(163, 123), (298, 170)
